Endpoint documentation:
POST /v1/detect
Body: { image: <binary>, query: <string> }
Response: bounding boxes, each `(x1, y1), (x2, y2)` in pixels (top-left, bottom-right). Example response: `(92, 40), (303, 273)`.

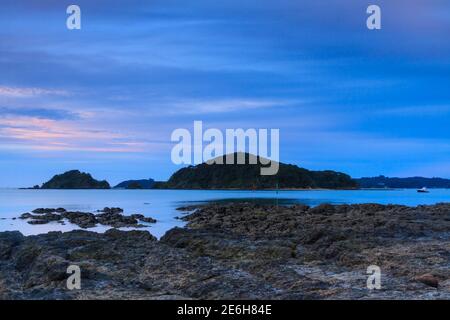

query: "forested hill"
(156, 153), (357, 190)
(40, 170), (110, 189)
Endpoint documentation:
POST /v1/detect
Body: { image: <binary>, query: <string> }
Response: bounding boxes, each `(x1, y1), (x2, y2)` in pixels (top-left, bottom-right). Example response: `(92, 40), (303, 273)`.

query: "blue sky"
(0, 0), (449, 187)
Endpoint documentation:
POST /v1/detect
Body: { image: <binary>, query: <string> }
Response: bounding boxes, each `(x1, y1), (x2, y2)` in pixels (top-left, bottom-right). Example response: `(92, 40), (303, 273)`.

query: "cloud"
(167, 98), (301, 114)
(0, 116), (150, 154)
(373, 105), (450, 117)
(0, 107), (78, 120)
(0, 86), (68, 98)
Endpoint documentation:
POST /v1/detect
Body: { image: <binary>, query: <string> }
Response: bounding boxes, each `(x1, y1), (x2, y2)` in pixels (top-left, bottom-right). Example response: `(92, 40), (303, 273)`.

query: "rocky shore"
(0, 203), (449, 299)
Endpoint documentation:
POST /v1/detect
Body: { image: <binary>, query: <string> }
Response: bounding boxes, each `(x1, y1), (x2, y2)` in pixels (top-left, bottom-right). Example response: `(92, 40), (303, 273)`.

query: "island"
(39, 170), (111, 189)
(155, 152), (357, 190)
(114, 179), (155, 189)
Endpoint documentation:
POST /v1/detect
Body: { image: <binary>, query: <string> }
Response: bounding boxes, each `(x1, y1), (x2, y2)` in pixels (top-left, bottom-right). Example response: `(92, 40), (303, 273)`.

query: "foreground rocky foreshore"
(0, 203), (449, 299)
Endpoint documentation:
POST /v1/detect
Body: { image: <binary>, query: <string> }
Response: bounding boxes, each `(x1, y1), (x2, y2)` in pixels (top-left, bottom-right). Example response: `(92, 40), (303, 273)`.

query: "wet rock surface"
(18, 207), (156, 229)
(2, 203), (449, 299)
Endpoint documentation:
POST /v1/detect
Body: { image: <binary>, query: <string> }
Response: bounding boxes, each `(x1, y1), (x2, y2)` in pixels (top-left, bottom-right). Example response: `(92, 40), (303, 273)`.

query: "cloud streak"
(167, 98), (302, 114)
(0, 107), (78, 120)
(0, 115), (151, 154)
(0, 86), (68, 98)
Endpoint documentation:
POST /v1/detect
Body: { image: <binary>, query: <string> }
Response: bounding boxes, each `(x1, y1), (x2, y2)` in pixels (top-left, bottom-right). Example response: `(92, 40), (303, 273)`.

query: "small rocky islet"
(0, 202), (449, 299)
(18, 207), (157, 229)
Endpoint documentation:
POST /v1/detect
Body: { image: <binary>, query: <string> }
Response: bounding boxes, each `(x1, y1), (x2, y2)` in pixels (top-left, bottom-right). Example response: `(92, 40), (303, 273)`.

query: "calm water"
(0, 188), (449, 238)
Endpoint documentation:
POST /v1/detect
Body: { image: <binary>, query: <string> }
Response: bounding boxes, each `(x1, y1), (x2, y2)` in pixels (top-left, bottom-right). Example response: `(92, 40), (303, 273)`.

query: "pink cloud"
(0, 115), (149, 153)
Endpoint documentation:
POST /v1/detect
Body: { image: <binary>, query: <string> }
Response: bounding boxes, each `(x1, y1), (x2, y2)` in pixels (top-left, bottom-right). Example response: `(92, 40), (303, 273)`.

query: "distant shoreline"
(15, 187), (448, 191)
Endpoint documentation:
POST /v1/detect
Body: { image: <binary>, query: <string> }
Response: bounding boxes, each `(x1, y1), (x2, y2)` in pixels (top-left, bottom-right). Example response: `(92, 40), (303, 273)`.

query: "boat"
(417, 187), (429, 193)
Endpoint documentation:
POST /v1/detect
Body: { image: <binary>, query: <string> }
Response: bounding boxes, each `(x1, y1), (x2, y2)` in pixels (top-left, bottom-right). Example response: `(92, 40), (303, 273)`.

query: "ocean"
(0, 188), (449, 238)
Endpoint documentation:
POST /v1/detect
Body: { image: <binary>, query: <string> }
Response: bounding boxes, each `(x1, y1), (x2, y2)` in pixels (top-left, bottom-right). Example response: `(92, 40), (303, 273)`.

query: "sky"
(0, 0), (449, 187)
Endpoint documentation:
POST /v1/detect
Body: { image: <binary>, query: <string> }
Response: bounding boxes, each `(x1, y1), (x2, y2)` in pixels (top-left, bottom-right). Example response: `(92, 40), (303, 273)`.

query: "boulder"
(415, 274), (439, 288)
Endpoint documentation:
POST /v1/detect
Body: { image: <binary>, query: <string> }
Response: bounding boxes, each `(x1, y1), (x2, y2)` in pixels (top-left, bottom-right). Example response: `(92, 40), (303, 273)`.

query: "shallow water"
(0, 188), (448, 238)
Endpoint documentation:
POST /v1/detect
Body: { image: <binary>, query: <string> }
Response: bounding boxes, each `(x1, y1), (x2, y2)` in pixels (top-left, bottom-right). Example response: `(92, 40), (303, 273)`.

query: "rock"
(130, 214), (156, 223)
(36, 255), (69, 282)
(307, 203), (335, 215)
(14, 244), (42, 271)
(96, 211), (137, 228)
(176, 205), (202, 212)
(0, 231), (24, 260)
(61, 211), (97, 228)
(21, 212), (62, 225)
(19, 207), (155, 229)
(32, 208), (56, 214)
(140, 217), (157, 223)
(440, 279), (450, 291)
(40, 213), (63, 221)
(5, 203), (450, 300)
(0, 228), (278, 299)
(19, 213), (33, 219)
(102, 207), (124, 214)
(415, 274), (440, 288)
(165, 202), (450, 299)
(27, 220), (50, 225)
(104, 228), (157, 241)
